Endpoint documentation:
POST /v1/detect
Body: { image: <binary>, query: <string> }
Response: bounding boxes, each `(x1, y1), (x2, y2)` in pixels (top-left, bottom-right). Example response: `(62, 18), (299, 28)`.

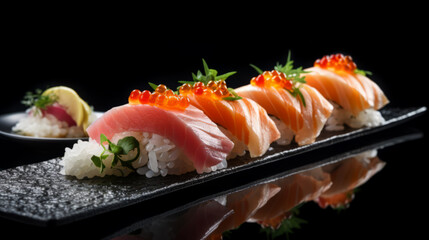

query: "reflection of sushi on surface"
(248, 168), (332, 229)
(144, 200), (234, 240)
(316, 150), (386, 209)
(207, 183), (281, 239)
(118, 148), (386, 239)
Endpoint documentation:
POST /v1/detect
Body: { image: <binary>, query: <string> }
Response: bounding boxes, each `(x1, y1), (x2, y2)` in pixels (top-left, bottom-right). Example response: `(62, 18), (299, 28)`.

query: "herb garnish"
(250, 51), (309, 107)
(179, 59), (242, 101)
(223, 203), (307, 239)
(259, 203), (307, 240)
(354, 68), (373, 76)
(91, 134), (140, 174)
(21, 89), (58, 114)
(148, 82), (160, 91)
(274, 51), (308, 107)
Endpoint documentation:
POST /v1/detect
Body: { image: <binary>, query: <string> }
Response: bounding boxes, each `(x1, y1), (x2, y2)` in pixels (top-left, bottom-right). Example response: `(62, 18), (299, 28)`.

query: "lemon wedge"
(81, 98), (92, 131)
(42, 86), (91, 127)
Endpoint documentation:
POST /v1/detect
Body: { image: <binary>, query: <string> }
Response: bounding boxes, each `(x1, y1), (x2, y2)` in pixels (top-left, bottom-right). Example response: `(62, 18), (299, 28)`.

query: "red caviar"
(251, 70), (293, 90)
(139, 90), (151, 104)
(179, 80), (234, 100)
(128, 89), (141, 104)
(314, 53), (357, 73)
(128, 84), (190, 110)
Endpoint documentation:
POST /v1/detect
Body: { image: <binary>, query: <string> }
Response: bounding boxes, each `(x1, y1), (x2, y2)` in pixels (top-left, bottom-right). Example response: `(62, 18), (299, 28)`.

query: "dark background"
(2, 12), (427, 114)
(1, 9), (428, 239)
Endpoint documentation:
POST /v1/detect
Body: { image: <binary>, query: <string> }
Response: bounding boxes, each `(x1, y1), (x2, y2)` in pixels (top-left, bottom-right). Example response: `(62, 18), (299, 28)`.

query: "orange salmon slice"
(187, 94), (280, 158)
(304, 67), (389, 116)
(235, 84), (333, 146)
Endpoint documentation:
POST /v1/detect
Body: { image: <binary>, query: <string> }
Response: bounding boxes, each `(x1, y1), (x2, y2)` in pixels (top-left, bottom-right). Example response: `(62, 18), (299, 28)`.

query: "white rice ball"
(325, 102), (385, 131)
(270, 116), (294, 145)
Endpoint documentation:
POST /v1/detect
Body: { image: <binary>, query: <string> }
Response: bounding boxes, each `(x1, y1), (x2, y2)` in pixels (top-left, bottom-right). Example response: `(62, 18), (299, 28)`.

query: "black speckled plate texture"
(0, 106), (426, 226)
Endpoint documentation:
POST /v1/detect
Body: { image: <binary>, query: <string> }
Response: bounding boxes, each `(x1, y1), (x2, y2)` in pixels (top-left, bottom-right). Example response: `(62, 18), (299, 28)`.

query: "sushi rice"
(13, 109), (86, 138)
(61, 131), (229, 179)
(269, 116), (294, 146)
(325, 102), (385, 131)
(60, 104), (385, 179)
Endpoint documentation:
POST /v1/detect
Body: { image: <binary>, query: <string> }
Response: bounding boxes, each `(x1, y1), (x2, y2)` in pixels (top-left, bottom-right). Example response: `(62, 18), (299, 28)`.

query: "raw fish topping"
(128, 84), (190, 110)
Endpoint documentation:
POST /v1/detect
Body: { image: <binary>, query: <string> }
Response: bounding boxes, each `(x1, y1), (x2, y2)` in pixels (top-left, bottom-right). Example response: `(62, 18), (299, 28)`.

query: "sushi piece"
(177, 60), (280, 158)
(13, 86), (95, 138)
(61, 86), (234, 179)
(304, 53), (389, 130)
(236, 54), (333, 146)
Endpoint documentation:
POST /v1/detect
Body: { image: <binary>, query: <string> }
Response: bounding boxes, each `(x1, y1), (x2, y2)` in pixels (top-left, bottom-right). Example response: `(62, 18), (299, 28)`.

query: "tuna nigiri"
(236, 55), (333, 146)
(61, 86), (234, 179)
(304, 54), (389, 130)
(178, 60), (280, 158)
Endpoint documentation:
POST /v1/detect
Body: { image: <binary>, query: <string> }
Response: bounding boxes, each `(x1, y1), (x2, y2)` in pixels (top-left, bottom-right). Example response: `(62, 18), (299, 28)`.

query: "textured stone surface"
(0, 107), (425, 226)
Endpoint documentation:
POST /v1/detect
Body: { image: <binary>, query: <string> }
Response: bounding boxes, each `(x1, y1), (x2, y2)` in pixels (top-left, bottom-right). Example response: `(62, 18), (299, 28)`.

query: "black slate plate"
(0, 106), (426, 227)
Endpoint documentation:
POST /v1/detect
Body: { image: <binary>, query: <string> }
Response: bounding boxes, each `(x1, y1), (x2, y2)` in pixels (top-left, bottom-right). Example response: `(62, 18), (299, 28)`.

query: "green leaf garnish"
(259, 203), (307, 239)
(274, 51), (309, 84)
(222, 88), (242, 101)
(188, 59), (236, 85)
(148, 82), (159, 91)
(91, 134), (140, 174)
(249, 64), (263, 74)
(354, 68), (372, 76)
(91, 155), (106, 173)
(21, 88), (58, 114)
(216, 71), (237, 81)
(273, 51), (309, 107)
(181, 59), (241, 101)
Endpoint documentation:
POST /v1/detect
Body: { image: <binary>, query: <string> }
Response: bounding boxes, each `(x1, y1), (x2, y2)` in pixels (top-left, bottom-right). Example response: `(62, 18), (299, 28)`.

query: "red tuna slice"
(86, 104), (234, 174)
(43, 103), (77, 126)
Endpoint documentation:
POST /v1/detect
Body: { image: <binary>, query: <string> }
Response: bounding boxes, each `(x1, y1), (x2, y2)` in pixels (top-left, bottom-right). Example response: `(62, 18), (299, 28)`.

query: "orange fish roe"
(179, 80), (233, 100)
(314, 53), (357, 73)
(250, 70), (293, 90)
(128, 84), (190, 110)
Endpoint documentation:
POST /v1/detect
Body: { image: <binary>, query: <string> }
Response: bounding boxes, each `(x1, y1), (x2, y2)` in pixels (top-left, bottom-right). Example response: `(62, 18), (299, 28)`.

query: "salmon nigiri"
(61, 86), (234, 179)
(178, 60), (280, 158)
(236, 54), (333, 146)
(304, 54), (389, 130)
